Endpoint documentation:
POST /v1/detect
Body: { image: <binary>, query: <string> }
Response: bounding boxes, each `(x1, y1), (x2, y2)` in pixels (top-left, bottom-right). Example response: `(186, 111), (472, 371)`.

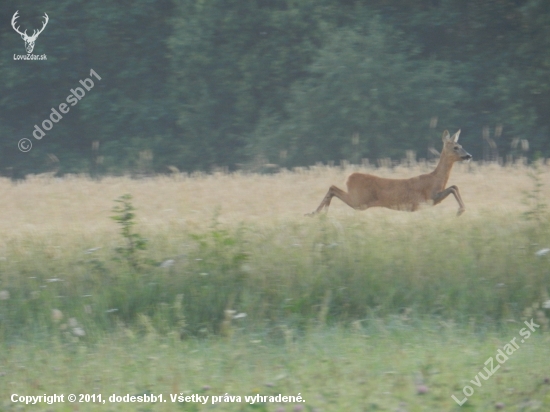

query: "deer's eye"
(453, 146), (459, 151)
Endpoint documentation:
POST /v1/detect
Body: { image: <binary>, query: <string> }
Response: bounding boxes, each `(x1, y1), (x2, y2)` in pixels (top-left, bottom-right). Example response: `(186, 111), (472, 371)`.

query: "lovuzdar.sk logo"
(11, 10), (48, 60)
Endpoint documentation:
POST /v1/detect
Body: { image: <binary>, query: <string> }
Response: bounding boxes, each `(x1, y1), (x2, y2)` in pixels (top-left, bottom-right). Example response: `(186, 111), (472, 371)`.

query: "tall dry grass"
(1, 161), (547, 236)
(0, 162), (548, 339)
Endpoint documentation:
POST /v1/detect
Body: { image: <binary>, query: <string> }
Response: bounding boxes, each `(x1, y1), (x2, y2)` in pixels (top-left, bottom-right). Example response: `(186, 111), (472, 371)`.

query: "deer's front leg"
(432, 185), (466, 216)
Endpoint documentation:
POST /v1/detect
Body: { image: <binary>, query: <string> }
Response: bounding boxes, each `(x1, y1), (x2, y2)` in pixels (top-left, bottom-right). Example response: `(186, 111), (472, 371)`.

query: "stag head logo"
(11, 10), (49, 54)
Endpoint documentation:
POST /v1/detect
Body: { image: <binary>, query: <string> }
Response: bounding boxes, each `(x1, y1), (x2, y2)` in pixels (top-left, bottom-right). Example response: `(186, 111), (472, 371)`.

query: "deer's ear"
(452, 130), (461, 142)
(442, 130), (451, 142)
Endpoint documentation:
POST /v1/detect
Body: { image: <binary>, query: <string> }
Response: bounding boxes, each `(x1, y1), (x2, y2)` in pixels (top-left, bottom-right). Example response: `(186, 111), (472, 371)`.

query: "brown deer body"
(308, 130), (472, 216)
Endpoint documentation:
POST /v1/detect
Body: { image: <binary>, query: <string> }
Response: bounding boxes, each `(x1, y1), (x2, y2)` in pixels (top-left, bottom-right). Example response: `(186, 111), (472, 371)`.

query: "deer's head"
(11, 11), (49, 54)
(441, 130), (472, 162)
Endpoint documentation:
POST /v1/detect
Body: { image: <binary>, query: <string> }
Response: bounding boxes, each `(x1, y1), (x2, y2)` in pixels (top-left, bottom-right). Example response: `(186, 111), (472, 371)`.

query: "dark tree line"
(0, 0), (548, 177)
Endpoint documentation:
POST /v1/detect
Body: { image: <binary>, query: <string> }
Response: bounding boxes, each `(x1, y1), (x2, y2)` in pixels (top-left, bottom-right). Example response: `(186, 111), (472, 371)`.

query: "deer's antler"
(11, 11), (49, 40)
(30, 13), (49, 40)
(11, 11), (27, 37)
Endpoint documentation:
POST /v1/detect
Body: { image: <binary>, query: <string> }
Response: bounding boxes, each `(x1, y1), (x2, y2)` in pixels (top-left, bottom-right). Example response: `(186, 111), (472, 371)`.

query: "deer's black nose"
(462, 153), (472, 160)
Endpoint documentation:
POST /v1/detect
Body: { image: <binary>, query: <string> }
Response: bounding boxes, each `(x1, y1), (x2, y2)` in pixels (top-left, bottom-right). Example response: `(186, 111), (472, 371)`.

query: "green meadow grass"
(1, 321), (550, 411)
(0, 209), (548, 340)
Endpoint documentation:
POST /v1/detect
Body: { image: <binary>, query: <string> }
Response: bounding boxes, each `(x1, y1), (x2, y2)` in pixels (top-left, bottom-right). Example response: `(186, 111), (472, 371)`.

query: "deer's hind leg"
(307, 185), (357, 216)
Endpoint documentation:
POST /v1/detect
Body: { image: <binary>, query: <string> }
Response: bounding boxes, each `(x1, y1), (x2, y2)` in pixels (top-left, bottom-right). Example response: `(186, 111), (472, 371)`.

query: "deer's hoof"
(457, 208), (465, 216)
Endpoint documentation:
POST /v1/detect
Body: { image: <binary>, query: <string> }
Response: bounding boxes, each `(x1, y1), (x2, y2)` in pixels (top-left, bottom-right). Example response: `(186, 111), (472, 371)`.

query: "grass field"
(2, 161), (547, 234)
(0, 161), (549, 411)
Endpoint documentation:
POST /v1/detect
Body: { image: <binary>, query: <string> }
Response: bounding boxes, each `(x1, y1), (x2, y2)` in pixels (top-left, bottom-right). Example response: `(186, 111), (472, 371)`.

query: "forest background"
(1, 0), (549, 178)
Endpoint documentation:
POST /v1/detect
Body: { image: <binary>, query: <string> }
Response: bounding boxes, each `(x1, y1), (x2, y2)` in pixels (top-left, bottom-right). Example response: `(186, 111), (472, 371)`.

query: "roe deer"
(308, 130), (472, 216)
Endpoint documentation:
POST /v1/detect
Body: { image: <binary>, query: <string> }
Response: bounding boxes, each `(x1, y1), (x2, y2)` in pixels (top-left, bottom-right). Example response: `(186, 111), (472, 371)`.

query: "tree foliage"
(254, 19), (463, 166)
(0, 0), (548, 176)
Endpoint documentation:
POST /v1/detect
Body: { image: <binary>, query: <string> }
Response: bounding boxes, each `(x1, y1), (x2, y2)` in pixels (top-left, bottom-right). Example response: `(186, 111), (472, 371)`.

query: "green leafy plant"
(523, 161), (549, 226)
(111, 194), (147, 268)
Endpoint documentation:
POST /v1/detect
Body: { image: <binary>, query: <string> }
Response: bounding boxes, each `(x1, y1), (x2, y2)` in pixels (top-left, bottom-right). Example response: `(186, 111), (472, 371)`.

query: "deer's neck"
(432, 155), (455, 189)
